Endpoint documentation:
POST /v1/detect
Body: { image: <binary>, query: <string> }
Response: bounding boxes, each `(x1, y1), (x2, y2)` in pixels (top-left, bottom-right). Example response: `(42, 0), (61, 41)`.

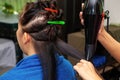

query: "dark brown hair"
(19, 0), (84, 80)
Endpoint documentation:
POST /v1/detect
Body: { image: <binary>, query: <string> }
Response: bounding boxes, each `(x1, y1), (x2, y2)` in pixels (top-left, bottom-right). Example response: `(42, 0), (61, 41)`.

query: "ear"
(23, 32), (31, 44)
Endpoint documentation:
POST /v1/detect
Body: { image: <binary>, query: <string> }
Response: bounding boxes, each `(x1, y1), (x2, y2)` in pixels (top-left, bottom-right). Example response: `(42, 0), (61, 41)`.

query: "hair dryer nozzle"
(85, 44), (95, 60)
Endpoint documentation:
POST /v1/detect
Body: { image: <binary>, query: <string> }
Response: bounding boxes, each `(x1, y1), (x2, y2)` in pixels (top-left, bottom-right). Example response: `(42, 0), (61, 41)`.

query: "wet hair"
(19, 0), (84, 80)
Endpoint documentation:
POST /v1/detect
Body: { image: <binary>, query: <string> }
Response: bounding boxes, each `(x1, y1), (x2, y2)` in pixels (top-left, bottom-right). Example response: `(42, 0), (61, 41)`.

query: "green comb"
(47, 21), (65, 25)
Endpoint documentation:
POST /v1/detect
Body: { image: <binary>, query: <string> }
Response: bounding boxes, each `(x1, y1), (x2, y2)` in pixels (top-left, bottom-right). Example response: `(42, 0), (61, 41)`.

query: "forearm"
(98, 30), (120, 63)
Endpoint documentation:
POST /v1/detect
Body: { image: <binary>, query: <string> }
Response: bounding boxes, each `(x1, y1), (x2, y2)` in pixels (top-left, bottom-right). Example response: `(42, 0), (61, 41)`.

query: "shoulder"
(56, 55), (77, 80)
(57, 55), (75, 73)
(0, 66), (43, 80)
(0, 68), (16, 80)
(0, 54), (42, 80)
(57, 55), (73, 67)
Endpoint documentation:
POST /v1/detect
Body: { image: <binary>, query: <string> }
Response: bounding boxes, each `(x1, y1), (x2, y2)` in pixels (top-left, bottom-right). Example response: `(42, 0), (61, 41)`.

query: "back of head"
(19, 0), (63, 42)
(19, 0), (63, 80)
(19, 0), (84, 80)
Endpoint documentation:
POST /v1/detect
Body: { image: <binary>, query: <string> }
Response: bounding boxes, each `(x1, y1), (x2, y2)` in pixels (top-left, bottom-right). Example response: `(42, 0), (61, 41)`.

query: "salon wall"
(104, 0), (120, 25)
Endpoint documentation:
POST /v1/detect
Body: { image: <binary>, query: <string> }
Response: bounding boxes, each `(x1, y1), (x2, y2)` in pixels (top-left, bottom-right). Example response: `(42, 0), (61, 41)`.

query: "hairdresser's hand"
(79, 12), (84, 25)
(74, 59), (102, 80)
(97, 18), (107, 41)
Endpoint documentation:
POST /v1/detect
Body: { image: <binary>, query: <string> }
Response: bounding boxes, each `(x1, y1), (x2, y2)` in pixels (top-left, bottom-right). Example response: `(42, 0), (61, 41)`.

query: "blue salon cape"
(0, 54), (77, 80)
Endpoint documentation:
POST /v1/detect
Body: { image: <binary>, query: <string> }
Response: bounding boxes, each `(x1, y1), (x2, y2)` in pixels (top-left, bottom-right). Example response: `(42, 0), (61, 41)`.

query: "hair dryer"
(83, 0), (104, 60)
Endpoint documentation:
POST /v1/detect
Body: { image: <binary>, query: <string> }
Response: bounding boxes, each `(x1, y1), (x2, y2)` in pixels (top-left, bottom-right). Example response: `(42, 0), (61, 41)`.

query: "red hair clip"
(44, 8), (58, 13)
(102, 12), (105, 18)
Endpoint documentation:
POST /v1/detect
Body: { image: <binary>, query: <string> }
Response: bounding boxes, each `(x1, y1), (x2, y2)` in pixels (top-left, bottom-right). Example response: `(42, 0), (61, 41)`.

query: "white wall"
(105, 0), (120, 25)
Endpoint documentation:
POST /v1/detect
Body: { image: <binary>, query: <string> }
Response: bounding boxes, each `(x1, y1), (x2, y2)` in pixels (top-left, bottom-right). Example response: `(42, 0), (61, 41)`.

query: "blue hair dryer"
(83, 0), (104, 60)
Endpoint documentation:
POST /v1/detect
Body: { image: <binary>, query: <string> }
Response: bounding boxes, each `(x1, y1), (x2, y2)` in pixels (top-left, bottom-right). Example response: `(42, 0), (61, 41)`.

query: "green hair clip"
(47, 21), (65, 25)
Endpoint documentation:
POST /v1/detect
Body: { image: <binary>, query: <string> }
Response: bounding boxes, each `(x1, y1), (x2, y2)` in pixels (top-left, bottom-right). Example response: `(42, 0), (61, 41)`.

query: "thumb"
(73, 65), (80, 71)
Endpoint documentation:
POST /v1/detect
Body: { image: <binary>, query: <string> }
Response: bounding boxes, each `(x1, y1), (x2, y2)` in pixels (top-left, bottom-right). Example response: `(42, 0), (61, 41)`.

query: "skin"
(98, 22), (120, 63)
(74, 12), (120, 80)
(74, 59), (102, 80)
(16, 23), (36, 56)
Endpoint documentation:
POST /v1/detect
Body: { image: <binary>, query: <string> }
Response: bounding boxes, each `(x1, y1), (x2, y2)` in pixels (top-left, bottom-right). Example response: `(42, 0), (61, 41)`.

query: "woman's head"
(16, 0), (84, 80)
(17, 0), (64, 80)
(18, 0), (63, 40)
(17, 0), (63, 54)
